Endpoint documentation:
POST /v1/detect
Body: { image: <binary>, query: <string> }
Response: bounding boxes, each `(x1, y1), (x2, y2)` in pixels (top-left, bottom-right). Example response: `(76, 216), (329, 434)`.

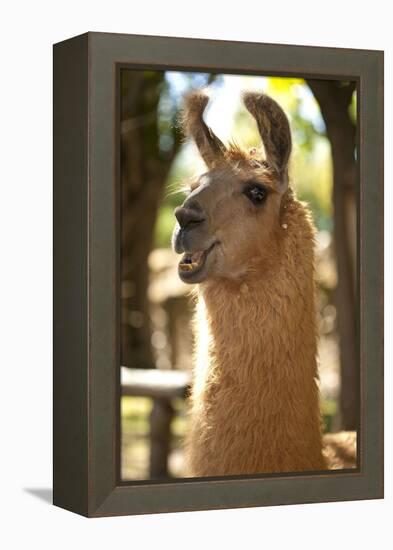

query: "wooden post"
(149, 398), (174, 478)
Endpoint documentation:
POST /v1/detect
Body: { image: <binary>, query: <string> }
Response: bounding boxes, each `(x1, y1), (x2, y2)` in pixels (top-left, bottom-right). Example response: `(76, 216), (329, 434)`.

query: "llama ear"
(242, 92), (292, 184)
(181, 90), (227, 169)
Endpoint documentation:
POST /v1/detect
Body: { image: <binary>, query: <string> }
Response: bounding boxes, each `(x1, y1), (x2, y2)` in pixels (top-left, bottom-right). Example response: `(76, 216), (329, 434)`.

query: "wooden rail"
(121, 367), (191, 478)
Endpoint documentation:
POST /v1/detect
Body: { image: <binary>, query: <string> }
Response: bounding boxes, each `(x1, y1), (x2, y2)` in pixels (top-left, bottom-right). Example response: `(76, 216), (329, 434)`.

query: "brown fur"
(186, 194), (327, 475)
(323, 431), (357, 469)
(174, 90), (356, 476)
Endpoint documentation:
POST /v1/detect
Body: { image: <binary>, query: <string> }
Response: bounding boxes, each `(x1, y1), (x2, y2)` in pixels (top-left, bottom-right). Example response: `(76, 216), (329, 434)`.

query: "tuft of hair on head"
(180, 89), (227, 169)
(226, 140), (250, 163)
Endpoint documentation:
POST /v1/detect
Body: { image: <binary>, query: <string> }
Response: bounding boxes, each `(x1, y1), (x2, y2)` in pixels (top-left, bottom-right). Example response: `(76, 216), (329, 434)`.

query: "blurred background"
(120, 69), (357, 480)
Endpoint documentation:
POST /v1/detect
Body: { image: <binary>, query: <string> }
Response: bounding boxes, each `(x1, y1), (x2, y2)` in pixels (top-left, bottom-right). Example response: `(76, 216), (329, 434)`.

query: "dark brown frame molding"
(53, 32), (384, 517)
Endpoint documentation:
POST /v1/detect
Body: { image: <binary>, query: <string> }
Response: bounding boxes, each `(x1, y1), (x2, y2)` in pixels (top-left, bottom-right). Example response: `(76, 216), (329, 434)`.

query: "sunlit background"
(120, 70), (357, 480)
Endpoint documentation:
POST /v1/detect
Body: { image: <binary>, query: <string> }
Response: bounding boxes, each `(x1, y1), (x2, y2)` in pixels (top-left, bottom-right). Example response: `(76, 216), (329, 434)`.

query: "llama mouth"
(178, 242), (219, 281)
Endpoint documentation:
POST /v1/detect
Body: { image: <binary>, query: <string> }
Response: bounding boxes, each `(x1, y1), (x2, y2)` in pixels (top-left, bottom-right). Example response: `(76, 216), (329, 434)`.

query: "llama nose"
(175, 203), (205, 229)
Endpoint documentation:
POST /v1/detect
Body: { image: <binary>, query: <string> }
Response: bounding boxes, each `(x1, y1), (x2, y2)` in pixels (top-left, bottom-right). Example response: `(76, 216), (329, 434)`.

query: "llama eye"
(244, 184), (267, 205)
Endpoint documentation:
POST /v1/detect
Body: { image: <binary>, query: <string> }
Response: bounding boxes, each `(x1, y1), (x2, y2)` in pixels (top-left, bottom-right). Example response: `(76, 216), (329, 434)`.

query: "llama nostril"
(175, 206), (205, 229)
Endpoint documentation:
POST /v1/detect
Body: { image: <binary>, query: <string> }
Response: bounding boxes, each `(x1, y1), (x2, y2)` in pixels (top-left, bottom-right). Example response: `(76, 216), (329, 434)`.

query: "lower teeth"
(180, 262), (198, 271)
(179, 251), (204, 272)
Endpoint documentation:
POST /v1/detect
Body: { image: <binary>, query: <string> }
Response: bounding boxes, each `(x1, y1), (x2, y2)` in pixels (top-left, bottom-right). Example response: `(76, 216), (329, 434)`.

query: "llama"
(172, 90), (356, 476)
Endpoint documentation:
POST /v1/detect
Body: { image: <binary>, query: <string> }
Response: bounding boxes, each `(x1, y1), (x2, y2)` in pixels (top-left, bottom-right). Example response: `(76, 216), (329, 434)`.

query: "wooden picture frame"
(53, 32), (384, 517)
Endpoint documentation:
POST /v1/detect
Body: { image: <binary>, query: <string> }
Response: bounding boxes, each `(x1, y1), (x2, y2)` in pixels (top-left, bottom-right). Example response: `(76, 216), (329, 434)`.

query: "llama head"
(172, 90), (292, 284)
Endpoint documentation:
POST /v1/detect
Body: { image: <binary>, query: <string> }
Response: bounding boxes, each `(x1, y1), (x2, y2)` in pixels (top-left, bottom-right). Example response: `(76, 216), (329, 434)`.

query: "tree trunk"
(121, 71), (179, 368)
(307, 80), (358, 430)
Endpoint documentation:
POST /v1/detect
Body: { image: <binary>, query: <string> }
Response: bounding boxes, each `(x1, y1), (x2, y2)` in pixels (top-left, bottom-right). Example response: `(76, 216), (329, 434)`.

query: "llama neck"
(188, 202), (326, 476)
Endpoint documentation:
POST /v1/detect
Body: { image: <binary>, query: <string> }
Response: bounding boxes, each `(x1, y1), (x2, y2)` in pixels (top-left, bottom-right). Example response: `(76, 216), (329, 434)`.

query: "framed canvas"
(53, 32), (384, 517)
